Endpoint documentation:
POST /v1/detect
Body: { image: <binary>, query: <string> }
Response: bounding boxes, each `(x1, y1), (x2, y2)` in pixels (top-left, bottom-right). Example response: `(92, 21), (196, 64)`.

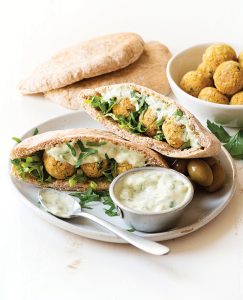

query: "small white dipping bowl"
(109, 167), (194, 233)
(166, 43), (243, 127)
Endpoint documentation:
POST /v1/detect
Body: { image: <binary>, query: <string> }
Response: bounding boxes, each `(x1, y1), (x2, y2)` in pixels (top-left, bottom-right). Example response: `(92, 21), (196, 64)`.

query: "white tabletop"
(1, 0), (243, 299)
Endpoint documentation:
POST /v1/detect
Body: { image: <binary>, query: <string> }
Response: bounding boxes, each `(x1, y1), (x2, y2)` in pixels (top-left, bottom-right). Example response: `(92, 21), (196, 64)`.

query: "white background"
(1, 0), (243, 299)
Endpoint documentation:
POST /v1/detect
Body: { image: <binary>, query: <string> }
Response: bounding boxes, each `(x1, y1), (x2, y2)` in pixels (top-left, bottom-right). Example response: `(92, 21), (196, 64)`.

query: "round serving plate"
(10, 111), (237, 243)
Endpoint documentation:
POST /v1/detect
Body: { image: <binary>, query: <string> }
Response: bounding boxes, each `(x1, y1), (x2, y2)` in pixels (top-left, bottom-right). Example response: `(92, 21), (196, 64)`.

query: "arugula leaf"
(207, 120), (243, 159)
(33, 128), (39, 136)
(86, 141), (107, 147)
(76, 140), (98, 168)
(207, 120), (231, 143)
(181, 140), (191, 149)
(66, 142), (76, 157)
(88, 95), (117, 114)
(70, 189), (118, 216)
(12, 137), (22, 143)
(102, 154), (117, 181)
(174, 109), (183, 118)
(68, 170), (87, 188)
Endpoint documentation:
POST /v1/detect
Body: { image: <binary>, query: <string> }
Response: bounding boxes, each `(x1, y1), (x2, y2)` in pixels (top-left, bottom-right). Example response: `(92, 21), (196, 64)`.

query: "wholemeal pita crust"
(18, 33), (144, 94)
(80, 84), (221, 159)
(11, 128), (168, 190)
(44, 42), (172, 109)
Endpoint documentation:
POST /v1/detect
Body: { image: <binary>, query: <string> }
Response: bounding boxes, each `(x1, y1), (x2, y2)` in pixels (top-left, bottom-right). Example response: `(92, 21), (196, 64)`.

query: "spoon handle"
(78, 211), (170, 255)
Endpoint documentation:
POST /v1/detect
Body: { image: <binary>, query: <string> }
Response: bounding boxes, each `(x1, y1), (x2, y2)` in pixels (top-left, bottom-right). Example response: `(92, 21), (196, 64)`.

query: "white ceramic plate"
(10, 111), (237, 243)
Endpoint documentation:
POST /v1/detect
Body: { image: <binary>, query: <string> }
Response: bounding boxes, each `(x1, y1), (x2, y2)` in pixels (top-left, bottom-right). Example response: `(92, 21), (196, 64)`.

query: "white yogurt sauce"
(40, 189), (75, 218)
(46, 141), (146, 167)
(116, 170), (191, 213)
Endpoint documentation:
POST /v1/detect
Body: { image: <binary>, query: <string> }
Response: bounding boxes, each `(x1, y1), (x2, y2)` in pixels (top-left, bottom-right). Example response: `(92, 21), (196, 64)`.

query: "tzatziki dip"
(115, 169), (192, 213)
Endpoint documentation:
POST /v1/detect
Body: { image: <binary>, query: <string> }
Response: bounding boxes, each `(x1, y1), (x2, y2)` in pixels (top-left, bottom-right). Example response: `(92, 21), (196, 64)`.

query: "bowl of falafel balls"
(167, 43), (243, 127)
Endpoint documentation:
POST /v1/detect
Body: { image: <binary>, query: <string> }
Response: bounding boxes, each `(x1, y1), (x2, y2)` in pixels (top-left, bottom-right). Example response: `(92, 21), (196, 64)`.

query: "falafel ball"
(112, 98), (135, 118)
(198, 87), (229, 104)
(43, 151), (75, 180)
(197, 63), (214, 79)
(230, 91), (243, 105)
(117, 162), (133, 175)
(202, 44), (237, 76)
(139, 108), (158, 137)
(180, 70), (213, 97)
(238, 51), (243, 68)
(162, 118), (186, 148)
(81, 159), (109, 178)
(214, 61), (243, 95)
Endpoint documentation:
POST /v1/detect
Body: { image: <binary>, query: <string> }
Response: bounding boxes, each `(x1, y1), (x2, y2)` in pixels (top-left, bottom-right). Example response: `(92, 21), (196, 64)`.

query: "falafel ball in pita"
(10, 128), (168, 191)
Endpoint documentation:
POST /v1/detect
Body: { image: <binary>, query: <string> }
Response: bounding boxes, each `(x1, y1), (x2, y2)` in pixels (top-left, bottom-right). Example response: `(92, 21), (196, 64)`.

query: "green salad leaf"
(33, 128), (39, 136)
(102, 154), (117, 182)
(207, 120), (243, 159)
(12, 137), (22, 143)
(66, 142), (76, 157)
(70, 188), (118, 216)
(86, 141), (107, 147)
(76, 140), (98, 168)
(68, 170), (87, 188)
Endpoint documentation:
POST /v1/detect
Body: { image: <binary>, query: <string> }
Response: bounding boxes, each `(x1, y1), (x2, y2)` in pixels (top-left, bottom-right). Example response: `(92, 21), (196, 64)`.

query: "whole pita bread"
(18, 33), (144, 94)
(80, 84), (221, 159)
(11, 128), (168, 191)
(45, 42), (172, 109)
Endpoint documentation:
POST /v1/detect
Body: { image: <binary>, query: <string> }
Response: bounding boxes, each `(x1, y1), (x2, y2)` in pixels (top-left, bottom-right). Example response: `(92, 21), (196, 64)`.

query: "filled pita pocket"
(80, 83), (221, 158)
(18, 33), (144, 94)
(44, 42), (171, 109)
(10, 128), (168, 191)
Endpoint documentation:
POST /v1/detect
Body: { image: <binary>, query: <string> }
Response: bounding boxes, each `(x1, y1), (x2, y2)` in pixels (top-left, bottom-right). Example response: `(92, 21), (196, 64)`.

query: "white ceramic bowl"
(166, 43), (243, 127)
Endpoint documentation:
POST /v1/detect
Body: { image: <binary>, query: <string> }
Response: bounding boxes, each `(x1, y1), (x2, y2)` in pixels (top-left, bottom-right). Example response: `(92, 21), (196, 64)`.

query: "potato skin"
(117, 162), (133, 174)
(230, 91), (243, 105)
(198, 87), (229, 104)
(202, 44), (237, 76)
(81, 160), (109, 178)
(238, 51), (243, 68)
(214, 61), (243, 95)
(162, 118), (186, 148)
(180, 70), (213, 97)
(112, 98), (135, 117)
(139, 108), (158, 137)
(43, 151), (75, 180)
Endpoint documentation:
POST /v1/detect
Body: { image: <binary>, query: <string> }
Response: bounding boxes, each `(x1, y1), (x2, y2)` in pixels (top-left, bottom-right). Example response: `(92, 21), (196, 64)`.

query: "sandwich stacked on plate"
(12, 33), (222, 192)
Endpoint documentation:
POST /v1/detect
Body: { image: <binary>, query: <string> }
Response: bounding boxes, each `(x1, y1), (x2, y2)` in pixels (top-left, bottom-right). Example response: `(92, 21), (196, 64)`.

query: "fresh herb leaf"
(103, 154), (117, 182)
(207, 120), (243, 159)
(33, 128), (39, 136)
(75, 140), (98, 168)
(66, 142), (76, 157)
(68, 170), (87, 188)
(101, 195), (118, 216)
(89, 95), (117, 114)
(181, 140), (191, 149)
(207, 120), (231, 143)
(89, 181), (98, 189)
(174, 109), (183, 118)
(12, 137), (22, 143)
(86, 141), (107, 147)
(127, 227), (136, 232)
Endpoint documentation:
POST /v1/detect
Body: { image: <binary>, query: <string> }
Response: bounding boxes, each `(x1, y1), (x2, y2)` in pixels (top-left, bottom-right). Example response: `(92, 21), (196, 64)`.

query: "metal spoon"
(38, 189), (170, 256)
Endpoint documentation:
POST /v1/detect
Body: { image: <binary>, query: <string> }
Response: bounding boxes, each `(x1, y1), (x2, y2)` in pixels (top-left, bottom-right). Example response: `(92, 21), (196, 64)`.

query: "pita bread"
(18, 33), (144, 94)
(45, 42), (171, 109)
(11, 128), (168, 191)
(80, 84), (221, 159)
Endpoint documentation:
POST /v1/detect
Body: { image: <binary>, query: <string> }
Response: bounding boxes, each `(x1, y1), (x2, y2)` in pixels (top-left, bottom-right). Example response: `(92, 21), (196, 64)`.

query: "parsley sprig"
(207, 120), (243, 159)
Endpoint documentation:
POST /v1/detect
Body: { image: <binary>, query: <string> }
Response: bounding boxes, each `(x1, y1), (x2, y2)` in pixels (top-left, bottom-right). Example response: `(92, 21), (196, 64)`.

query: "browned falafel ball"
(43, 151), (75, 180)
(117, 162), (133, 175)
(139, 108), (158, 137)
(81, 159), (109, 178)
(198, 87), (229, 104)
(214, 61), (243, 95)
(180, 70), (213, 97)
(202, 44), (237, 76)
(238, 51), (243, 68)
(230, 91), (243, 105)
(197, 63), (214, 79)
(162, 118), (186, 148)
(112, 98), (135, 117)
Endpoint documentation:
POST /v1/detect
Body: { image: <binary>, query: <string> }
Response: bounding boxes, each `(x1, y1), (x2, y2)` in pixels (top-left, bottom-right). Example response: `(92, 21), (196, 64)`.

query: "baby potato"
(198, 87), (229, 104)
(180, 70), (213, 97)
(205, 162), (225, 192)
(81, 160), (109, 178)
(43, 151), (75, 180)
(162, 118), (186, 148)
(238, 51), (243, 68)
(112, 98), (135, 118)
(117, 162), (133, 175)
(187, 159), (213, 187)
(230, 91), (243, 105)
(214, 61), (243, 95)
(202, 44), (237, 76)
(139, 108), (158, 137)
